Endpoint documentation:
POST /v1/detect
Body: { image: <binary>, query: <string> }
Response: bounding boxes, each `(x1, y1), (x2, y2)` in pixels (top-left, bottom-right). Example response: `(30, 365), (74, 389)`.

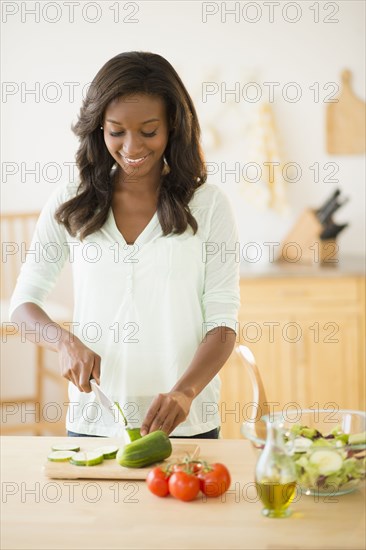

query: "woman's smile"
(119, 152), (152, 167)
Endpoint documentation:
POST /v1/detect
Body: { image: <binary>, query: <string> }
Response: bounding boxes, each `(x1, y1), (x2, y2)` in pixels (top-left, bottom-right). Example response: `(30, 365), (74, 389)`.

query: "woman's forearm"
(10, 303), (101, 390)
(171, 326), (236, 399)
(140, 326), (236, 435)
(10, 302), (71, 352)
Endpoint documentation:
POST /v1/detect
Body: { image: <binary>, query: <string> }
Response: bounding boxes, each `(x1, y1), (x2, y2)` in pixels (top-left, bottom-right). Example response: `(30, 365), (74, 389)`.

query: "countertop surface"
(240, 255), (365, 278)
(1, 436), (365, 550)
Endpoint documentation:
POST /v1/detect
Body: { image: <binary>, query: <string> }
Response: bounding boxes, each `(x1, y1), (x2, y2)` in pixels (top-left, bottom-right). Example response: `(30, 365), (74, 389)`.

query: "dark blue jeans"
(170, 428), (220, 439)
(67, 431), (106, 438)
(67, 427), (220, 439)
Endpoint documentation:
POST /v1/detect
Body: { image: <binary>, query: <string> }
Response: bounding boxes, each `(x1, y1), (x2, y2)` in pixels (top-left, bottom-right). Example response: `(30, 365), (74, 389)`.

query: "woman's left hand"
(140, 390), (193, 436)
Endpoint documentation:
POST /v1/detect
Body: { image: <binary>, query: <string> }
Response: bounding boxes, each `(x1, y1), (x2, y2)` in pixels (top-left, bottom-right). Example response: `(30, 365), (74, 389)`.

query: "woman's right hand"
(57, 330), (101, 393)
(10, 304), (100, 393)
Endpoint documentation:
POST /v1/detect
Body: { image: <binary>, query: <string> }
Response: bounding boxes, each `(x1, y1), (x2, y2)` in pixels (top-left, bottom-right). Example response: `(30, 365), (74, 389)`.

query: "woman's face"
(103, 93), (170, 182)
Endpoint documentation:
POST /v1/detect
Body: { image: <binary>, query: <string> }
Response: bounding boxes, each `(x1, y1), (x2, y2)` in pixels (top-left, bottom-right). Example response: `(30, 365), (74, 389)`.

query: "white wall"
(2, 0), (365, 271)
(1, 0), (365, 433)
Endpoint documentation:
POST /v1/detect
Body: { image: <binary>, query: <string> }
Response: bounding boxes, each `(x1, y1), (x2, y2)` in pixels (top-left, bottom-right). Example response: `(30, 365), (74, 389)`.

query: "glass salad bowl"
(242, 409), (366, 496)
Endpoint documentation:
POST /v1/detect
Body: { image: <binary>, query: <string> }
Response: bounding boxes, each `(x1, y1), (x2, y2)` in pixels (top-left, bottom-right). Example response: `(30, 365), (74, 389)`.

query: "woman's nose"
(121, 133), (144, 156)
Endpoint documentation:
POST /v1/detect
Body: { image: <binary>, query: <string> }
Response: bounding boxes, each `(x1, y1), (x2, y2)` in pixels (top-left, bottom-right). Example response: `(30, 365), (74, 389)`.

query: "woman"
(10, 52), (240, 438)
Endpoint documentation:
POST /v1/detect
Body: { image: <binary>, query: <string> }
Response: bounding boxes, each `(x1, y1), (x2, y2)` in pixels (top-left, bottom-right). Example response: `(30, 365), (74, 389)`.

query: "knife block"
(277, 209), (338, 265)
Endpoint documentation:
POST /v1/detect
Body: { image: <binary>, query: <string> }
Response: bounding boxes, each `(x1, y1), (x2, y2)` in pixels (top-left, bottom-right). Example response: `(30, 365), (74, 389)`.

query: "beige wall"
(2, 1), (365, 256)
(1, 1), (365, 433)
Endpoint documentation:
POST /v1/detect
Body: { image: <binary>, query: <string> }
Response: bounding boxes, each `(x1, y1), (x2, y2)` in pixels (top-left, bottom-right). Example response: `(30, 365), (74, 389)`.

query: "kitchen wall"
(1, 1), (365, 428)
(2, 1), (365, 275)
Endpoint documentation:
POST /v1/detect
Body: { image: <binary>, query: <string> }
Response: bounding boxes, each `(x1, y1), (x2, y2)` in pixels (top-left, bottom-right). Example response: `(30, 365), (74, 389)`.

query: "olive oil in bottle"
(255, 416), (297, 518)
(255, 481), (297, 517)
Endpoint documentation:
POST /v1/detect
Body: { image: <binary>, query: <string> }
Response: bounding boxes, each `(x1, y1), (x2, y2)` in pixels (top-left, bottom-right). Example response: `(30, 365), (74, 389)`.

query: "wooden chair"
(1, 212), (71, 435)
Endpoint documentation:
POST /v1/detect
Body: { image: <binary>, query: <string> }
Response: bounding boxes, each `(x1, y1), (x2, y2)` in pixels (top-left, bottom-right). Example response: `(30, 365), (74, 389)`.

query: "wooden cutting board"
(43, 442), (200, 480)
(326, 69), (366, 154)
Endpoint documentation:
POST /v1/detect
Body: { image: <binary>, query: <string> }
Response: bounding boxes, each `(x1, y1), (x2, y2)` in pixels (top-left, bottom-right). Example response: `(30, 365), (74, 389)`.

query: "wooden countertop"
(240, 255), (365, 278)
(1, 436), (365, 550)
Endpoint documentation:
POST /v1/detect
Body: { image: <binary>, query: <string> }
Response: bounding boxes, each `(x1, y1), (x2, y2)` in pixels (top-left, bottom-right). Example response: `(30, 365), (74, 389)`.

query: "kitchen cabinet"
(220, 267), (365, 439)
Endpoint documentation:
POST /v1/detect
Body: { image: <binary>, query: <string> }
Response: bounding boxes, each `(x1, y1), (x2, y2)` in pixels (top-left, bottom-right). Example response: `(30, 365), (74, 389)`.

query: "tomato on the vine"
(146, 467), (170, 497)
(168, 471), (200, 502)
(197, 463), (231, 497)
(172, 461), (203, 474)
(147, 459), (231, 501)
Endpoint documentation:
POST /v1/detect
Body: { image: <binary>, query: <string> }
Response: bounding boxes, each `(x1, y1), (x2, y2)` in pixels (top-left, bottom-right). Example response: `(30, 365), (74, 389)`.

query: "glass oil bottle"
(255, 416), (297, 518)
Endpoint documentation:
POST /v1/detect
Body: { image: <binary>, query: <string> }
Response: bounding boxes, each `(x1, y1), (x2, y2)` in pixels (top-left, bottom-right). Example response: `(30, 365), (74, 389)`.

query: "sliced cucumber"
(48, 450), (76, 462)
(51, 443), (80, 452)
(300, 427), (319, 439)
(334, 433), (349, 445)
(70, 451), (104, 466)
(348, 431), (366, 446)
(93, 445), (118, 459)
(293, 436), (313, 453)
(126, 428), (142, 442)
(309, 450), (342, 476)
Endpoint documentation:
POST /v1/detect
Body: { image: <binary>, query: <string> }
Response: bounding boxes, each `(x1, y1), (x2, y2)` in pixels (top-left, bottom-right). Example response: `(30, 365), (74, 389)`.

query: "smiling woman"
(102, 94), (170, 244)
(9, 51), (240, 439)
(104, 95), (168, 178)
(54, 51), (205, 241)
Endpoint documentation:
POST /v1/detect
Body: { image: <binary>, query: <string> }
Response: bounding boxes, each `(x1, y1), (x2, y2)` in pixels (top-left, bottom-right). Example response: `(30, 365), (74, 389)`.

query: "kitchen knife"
(315, 189), (340, 224)
(322, 197), (349, 225)
(90, 381), (141, 444)
(90, 379), (124, 422)
(320, 222), (349, 240)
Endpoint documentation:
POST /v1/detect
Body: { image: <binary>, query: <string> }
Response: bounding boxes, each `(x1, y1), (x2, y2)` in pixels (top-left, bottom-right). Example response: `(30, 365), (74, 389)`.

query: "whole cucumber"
(117, 430), (172, 468)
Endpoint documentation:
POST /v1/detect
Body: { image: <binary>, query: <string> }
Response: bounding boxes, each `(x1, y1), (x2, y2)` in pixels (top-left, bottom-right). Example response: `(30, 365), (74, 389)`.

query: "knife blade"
(90, 379), (120, 421)
(90, 381), (140, 444)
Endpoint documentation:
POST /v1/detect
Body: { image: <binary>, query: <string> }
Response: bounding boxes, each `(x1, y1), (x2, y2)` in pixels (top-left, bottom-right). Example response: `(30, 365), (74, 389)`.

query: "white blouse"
(9, 181), (240, 436)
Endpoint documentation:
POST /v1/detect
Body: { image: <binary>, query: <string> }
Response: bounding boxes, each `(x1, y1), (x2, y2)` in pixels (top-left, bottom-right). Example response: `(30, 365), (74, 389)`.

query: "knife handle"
(322, 197), (349, 225)
(320, 222), (348, 240)
(316, 189), (340, 223)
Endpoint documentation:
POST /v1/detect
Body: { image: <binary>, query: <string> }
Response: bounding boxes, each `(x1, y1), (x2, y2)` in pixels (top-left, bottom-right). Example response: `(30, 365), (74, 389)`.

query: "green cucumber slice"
(48, 450), (76, 462)
(348, 431), (366, 445)
(93, 445), (118, 459)
(126, 428), (142, 442)
(309, 450), (342, 476)
(293, 436), (313, 453)
(70, 451), (104, 466)
(51, 444), (80, 452)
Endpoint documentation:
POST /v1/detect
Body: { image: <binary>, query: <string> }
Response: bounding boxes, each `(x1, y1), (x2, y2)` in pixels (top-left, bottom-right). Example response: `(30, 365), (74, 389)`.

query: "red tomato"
(197, 463), (231, 497)
(146, 467), (170, 497)
(172, 463), (186, 473)
(168, 471), (200, 502)
(190, 462), (203, 474)
(172, 461), (203, 474)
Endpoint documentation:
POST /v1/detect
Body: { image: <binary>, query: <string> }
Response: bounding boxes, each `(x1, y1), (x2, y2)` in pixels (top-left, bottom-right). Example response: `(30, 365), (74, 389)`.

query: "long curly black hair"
(55, 51), (207, 240)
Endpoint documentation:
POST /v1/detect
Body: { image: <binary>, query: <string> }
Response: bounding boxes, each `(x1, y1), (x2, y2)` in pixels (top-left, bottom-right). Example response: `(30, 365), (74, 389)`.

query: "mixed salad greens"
(288, 425), (366, 493)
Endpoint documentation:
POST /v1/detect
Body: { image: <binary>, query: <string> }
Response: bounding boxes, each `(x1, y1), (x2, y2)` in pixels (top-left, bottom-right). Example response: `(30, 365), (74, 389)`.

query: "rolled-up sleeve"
(9, 185), (71, 320)
(201, 186), (240, 335)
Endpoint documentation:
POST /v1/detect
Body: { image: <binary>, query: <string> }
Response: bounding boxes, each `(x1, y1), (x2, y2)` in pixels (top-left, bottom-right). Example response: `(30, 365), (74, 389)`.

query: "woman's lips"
(119, 153), (151, 167)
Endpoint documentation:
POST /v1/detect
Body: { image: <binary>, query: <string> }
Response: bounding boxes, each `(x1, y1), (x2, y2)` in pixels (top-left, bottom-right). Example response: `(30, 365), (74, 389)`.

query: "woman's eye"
(109, 130), (157, 138)
(109, 131), (124, 137)
(142, 131), (157, 138)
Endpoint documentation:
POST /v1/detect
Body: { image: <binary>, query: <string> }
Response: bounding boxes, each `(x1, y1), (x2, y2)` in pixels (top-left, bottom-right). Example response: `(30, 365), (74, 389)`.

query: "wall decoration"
(326, 69), (366, 155)
(241, 101), (288, 214)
